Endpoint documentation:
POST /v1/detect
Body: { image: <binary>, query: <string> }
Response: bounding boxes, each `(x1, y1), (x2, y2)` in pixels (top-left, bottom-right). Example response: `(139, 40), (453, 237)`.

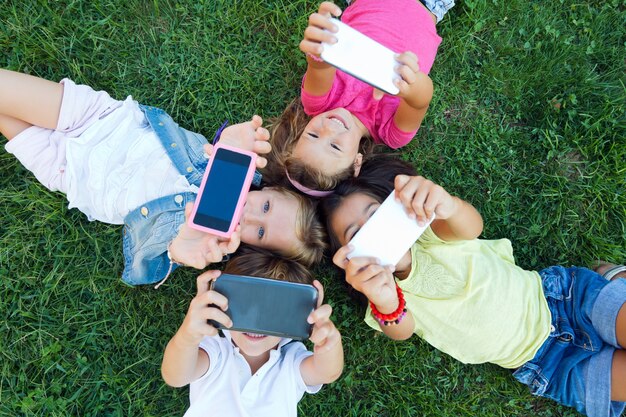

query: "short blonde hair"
(270, 186), (327, 267)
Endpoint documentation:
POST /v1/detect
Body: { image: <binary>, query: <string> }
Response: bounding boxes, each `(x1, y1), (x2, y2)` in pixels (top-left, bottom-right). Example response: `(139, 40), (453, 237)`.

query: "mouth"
(243, 332), (267, 340)
(328, 114), (348, 130)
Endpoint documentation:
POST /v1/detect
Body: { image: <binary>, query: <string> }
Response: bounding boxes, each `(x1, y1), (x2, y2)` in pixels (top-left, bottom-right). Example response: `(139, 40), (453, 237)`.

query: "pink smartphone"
(188, 143), (257, 238)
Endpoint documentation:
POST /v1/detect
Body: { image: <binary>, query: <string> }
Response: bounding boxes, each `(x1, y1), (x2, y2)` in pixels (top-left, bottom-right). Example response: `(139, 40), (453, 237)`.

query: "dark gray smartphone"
(208, 274), (318, 340)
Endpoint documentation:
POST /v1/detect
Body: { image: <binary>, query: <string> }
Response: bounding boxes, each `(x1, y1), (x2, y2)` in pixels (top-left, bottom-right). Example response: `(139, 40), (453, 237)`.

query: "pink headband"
(285, 170), (334, 198)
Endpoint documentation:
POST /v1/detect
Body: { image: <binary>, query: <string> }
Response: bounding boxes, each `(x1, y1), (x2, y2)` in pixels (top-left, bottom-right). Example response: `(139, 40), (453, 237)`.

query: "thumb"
(184, 202), (194, 220)
(372, 88), (384, 101)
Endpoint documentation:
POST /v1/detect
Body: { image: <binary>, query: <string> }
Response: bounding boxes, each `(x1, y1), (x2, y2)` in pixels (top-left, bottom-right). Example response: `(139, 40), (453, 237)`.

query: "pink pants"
(5, 78), (120, 192)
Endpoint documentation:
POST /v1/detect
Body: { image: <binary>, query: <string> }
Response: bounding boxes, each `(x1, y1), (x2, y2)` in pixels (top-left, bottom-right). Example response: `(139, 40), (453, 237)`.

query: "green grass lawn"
(1, 0), (624, 416)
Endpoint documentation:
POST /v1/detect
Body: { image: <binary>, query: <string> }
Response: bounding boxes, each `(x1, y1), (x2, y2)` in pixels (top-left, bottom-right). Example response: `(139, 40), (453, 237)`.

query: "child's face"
(230, 331), (281, 359)
(240, 188), (299, 252)
(293, 108), (363, 176)
(331, 191), (413, 272)
(330, 192), (381, 247)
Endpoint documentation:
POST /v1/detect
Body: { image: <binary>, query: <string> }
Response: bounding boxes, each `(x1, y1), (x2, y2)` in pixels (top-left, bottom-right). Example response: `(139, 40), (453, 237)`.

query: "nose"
(241, 209), (260, 225)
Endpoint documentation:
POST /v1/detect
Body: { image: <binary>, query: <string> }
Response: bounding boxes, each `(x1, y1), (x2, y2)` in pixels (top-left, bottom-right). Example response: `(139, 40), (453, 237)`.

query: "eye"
(258, 226), (265, 239)
(331, 143), (341, 151)
(308, 132), (319, 139)
(347, 227), (361, 242)
(263, 200), (270, 213)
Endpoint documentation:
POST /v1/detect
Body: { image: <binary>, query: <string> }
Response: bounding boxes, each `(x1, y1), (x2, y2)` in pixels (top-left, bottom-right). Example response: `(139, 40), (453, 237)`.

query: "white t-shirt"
(64, 97), (196, 224)
(185, 330), (322, 417)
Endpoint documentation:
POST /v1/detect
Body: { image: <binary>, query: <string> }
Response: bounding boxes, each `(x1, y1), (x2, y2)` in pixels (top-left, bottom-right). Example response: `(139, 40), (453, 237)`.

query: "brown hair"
(224, 245), (313, 284)
(262, 97), (375, 192)
(271, 186), (328, 267)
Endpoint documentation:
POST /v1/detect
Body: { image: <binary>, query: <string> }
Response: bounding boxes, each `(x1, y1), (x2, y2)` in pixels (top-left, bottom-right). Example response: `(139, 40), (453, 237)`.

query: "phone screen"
(192, 148), (252, 232)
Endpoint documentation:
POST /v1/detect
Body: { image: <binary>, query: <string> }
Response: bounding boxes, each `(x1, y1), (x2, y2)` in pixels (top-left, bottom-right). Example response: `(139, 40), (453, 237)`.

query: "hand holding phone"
(307, 280), (342, 354)
(299, 2), (343, 57)
(169, 204), (241, 269)
(188, 143), (257, 238)
(177, 271), (233, 346)
(209, 274), (319, 340)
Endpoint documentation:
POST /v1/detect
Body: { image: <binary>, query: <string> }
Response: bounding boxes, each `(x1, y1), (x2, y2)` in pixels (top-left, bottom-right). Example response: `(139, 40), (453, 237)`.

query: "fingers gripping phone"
(188, 143), (257, 238)
(347, 191), (435, 266)
(209, 274), (318, 340)
(320, 18), (400, 95)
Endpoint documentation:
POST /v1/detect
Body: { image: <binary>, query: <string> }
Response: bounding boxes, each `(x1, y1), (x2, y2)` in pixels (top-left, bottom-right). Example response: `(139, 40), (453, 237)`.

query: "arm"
(161, 271), (233, 387)
(299, 2), (342, 96)
(333, 248), (415, 341)
(394, 175), (483, 241)
(391, 52), (434, 133)
(300, 280), (344, 385)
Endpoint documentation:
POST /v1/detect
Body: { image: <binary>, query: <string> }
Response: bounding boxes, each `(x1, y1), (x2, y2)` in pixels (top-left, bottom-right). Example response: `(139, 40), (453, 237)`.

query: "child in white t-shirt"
(161, 247), (344, 417)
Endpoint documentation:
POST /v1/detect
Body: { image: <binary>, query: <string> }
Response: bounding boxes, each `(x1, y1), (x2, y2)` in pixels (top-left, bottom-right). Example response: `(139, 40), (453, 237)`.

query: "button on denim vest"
(121, 105), (261, 285)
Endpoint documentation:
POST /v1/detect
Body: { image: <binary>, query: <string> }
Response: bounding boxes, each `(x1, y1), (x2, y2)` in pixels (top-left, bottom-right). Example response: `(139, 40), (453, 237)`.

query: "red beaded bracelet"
(370, 284), (407, 326)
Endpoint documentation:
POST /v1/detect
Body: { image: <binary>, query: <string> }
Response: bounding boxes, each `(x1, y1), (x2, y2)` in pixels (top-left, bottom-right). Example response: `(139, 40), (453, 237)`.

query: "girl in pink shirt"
(264, 0), (442, 195)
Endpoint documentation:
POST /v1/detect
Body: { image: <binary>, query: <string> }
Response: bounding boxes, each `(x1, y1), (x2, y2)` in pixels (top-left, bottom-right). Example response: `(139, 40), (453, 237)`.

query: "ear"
(353, 153), (363, 177)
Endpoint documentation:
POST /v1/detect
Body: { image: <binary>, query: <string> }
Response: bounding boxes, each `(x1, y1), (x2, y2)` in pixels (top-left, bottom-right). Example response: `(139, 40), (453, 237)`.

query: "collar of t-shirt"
(222, 330), (293, 389)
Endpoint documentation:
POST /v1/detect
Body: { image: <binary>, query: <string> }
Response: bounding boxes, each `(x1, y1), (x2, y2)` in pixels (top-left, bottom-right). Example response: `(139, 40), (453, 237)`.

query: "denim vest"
(121, 105), (261, 286)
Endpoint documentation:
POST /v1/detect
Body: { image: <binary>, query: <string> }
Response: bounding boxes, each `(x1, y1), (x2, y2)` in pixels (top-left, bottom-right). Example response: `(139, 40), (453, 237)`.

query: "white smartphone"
(347, 191), (434, 266)
(320, 18), (400, 95)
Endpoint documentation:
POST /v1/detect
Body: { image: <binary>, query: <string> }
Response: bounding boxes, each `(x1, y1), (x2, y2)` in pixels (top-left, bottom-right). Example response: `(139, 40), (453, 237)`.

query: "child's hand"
(299, 2), (342, 58)
(177, 270), (233, 346)
(307, 280), (341, 354)
(169, 203), (241, 269)
(394, 175), (458, 226)
(333, 247), (399, 313)
(371, 52), (422, 101)
(205, 115), (271, 169)
(393, 52), (421, 98)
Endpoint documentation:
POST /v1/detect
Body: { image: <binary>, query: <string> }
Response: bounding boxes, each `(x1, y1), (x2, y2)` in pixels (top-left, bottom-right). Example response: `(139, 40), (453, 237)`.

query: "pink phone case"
(188, 142), (257, 238)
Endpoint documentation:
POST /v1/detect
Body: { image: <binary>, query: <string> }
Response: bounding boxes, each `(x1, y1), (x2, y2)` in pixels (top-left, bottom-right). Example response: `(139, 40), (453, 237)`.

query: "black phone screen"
(193, 148), (252, 232)
(210, 274), (318, 340)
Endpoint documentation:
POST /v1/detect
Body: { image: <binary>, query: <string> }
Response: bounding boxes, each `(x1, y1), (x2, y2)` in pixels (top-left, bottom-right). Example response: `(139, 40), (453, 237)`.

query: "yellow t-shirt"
(364, 228), (551, 368)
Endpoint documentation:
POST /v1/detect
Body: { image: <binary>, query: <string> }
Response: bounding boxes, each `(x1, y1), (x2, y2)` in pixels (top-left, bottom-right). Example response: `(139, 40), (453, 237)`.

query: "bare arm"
(300, 281), (344, 386)
(161, 271), (233, 387)
(299, 2), (342, 96)
(391, 53), (434, 133)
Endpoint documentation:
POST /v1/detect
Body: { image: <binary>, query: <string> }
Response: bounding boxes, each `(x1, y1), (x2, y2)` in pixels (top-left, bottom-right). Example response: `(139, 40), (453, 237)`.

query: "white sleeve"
(284, 342), (323, 395)
(193, 334), (224, 383)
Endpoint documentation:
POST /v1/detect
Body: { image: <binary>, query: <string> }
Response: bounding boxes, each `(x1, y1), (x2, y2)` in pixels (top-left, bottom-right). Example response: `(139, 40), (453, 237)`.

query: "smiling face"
(239, 188), (299, 252)
(293, 108), (365, 176)
(229, 330), (282, 360)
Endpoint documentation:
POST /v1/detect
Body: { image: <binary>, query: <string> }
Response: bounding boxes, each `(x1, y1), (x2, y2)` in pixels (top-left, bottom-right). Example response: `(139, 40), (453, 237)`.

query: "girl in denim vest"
(320, 154), (626, 417)
(0, 69), (326, 286)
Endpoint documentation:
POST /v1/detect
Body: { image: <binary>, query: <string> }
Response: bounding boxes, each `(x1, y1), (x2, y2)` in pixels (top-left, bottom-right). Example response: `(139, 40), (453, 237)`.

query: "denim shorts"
(513, 266), (626, 417)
